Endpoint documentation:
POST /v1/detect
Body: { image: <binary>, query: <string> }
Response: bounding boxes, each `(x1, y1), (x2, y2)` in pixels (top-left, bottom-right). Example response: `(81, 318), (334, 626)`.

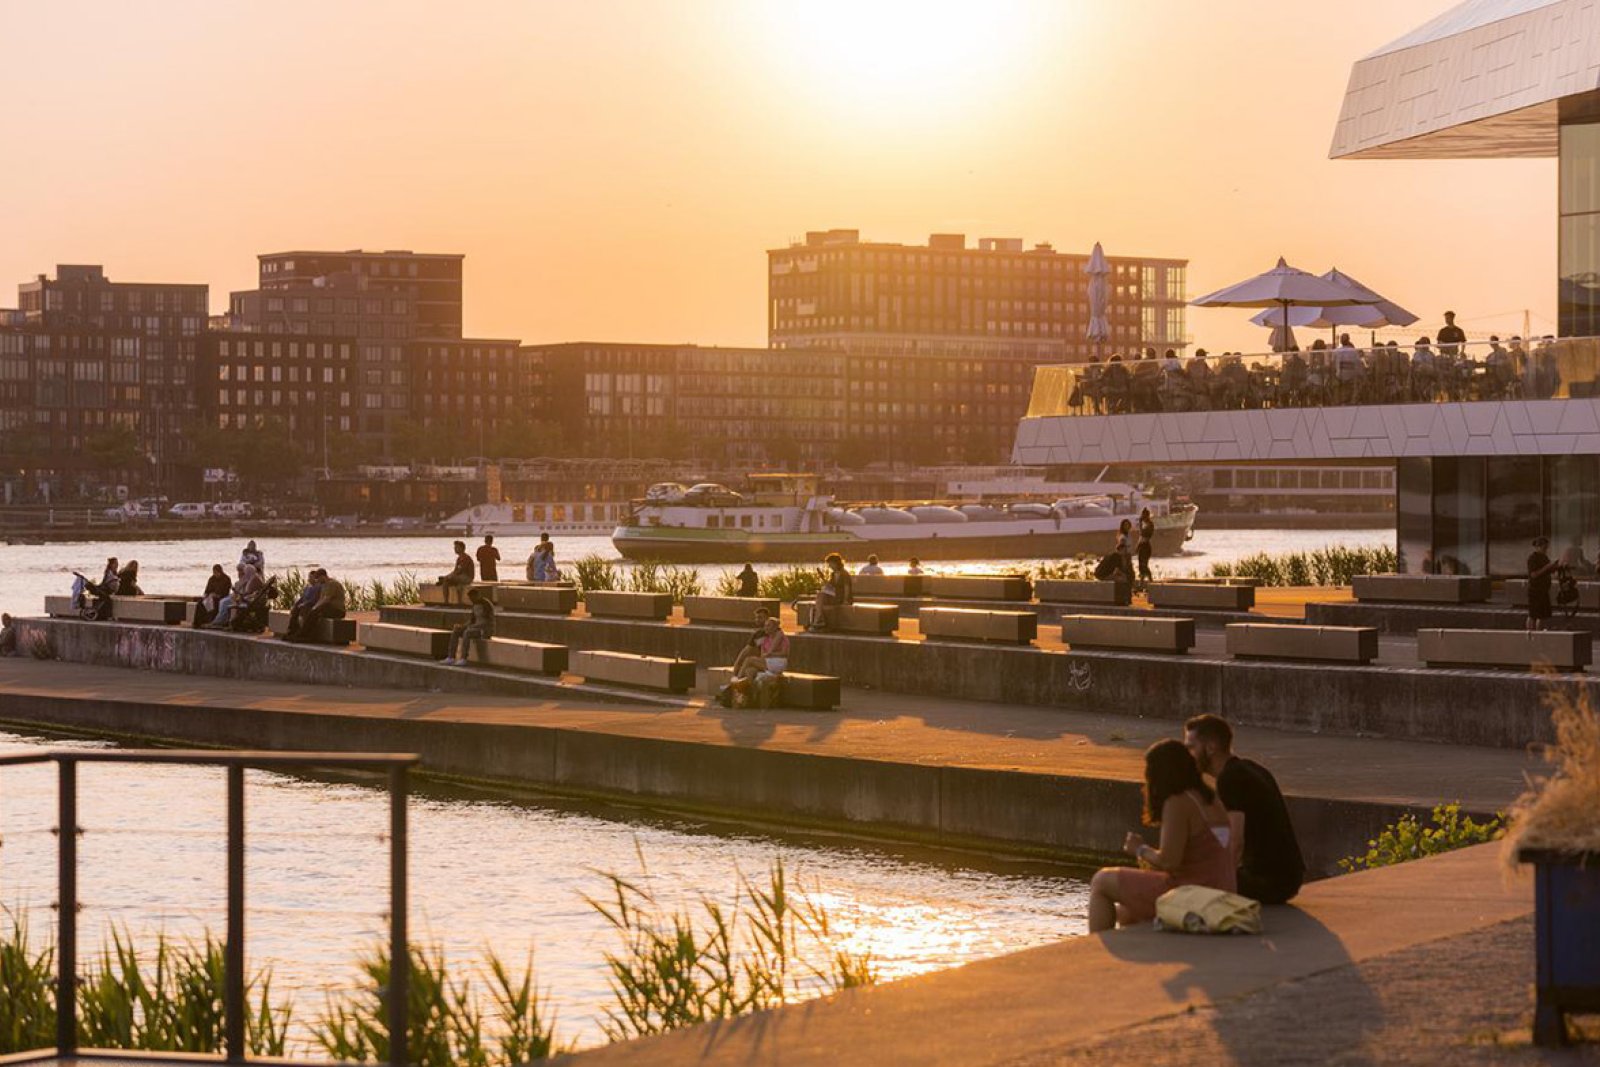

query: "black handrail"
(3, 748), (419, 1066)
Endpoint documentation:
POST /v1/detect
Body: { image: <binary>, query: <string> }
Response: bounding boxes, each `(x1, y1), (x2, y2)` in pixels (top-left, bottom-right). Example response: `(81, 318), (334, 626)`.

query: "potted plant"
(1505, 686), (1600, 1046)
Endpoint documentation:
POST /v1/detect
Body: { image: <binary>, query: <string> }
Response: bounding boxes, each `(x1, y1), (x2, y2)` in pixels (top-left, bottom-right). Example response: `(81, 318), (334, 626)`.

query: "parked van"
(211, 501), (252, 519)
(168, 502), (209, 520)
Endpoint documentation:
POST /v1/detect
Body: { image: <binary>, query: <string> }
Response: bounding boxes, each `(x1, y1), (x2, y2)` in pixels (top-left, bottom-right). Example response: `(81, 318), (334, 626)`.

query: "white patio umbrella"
(1249, 268), (1418, 337)
(1084, 242), (1110, 355)
(1192, 258), (1375, 347)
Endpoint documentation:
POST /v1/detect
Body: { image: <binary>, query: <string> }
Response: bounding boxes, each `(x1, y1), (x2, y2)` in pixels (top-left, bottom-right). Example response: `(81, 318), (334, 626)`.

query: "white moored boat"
(612, 474), (1197, 563)
(444, 500), (631, 536)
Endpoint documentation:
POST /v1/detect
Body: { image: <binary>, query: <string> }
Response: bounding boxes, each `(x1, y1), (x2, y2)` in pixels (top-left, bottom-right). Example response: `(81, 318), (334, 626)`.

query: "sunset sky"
(1, 0), (1554, 353)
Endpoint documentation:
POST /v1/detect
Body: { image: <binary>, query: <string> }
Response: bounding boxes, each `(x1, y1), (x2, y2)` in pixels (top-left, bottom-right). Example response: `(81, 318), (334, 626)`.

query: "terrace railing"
(0, 748), (419, 1066)
(1024, 336), (1600, 419)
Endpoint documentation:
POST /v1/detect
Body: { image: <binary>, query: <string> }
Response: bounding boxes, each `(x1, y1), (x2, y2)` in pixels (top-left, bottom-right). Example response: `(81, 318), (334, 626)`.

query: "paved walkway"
(0, 656), (1536, 814)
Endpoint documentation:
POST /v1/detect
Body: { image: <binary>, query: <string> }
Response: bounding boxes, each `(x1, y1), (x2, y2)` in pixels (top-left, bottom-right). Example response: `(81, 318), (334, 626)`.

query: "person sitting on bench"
(438, 540), (475, 605)
(286, 569), (347, 643)
(716, 607), (773, 706)
(442, 587), (495, 666)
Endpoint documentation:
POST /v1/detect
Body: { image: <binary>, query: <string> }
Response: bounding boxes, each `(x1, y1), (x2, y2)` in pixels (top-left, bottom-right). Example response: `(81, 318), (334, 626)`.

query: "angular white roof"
(1365, 0), (1562, 58)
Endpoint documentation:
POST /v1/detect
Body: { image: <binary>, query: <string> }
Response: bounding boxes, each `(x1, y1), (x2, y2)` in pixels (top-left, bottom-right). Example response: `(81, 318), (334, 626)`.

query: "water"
(0, 729), (1087, 1049)
(0, 527), (1392, 618)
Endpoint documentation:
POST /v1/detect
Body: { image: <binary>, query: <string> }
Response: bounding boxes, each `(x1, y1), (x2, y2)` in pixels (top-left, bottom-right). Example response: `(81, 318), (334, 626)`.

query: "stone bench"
(420, 581), (498, 606)
(1146, 583), (1255, 611)
(110, 597), (189, 624)
(1034, 579), (1131, 606)
(497, 584), (579, 615)
(358, 622), (450, 660)
(1417, 628), (1591, 671)
(795, 601), (900, 635)
(1060, 614), (1195, 654)
(570, 650), (695, 693)
(923, 574), (1032, 601)
(705, 666), (841, 710)
(919, 607), (1038, 645)
(462, 636), (568, 675)
(267, 609), (356, 645)
(583, 590), (673, 621)
(853, 574), (923, 598)
(1225, 623), (1378, 664)
(44, 595), (80, 617)
(1351, 575), (1490, 604)
(1505, 579), (1600, 611)
(1165, 577), (1263, 588)
(683, 595), (782, 626)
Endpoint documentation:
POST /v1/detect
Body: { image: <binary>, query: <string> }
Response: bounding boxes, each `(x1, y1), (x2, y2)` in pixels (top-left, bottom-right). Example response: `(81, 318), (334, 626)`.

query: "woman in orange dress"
(1088, 739), (1239, 932)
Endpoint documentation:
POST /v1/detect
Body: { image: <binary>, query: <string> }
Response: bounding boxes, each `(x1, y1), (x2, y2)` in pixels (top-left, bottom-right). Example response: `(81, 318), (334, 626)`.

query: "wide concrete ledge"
(585, 590), (672, 621)
(682, 595), (781, 626)
(1309, 598), (1600, 636)
(1147, 583), (1255, 611)
(919, 607), (1039, 645)
(1060, 614), (1195, 654)
(852, 574), (923, 599)
(556, 844), (1529, 1067)
(1034, 579), (1131, 607)
(795, 601), (899, 635)
(469, 636), (569, 675)
(924, 574), (1032, 601)
(498, 584), (580, 614)
(419, 581), (495, 606)
(110, 597), (188, 624)
(1417, 628), (1592, 671)
(570, 650), (695, 693)
(705, 666), (841, 710)
(358, 621), (449, 659)
(1352, 574), (1491, 604)
(266, 609), (355, 645)
(1226, 623), (1378, 664)
(45, 595), (79, 617)
(1505, 577), (1600, 610)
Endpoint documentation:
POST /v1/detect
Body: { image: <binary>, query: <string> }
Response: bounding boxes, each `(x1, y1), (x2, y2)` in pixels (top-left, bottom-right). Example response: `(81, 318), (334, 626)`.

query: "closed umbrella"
(1084, 242), (1110, 356)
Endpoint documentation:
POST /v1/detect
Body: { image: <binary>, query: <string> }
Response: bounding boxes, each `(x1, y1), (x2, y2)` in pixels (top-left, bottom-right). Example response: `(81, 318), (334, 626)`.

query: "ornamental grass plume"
(1503, 684), (1600, 869)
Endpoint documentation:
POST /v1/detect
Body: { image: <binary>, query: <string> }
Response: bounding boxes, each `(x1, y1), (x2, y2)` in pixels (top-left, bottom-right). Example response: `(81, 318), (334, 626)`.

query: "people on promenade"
(285, 569), (347, 643)
(1184, 714), (1305, 905)
(1437, 310), (1467, 356)
(282, 569), (325, 637)
(735, 563), (760, 597)
(207, 564), (261, 630)
(810, 553), (853, 631)
(476, 534), (500, 582)
(907, 557), (924, 576)
(859, 555), (884, 576)
(194, 564), (233, 628)
(528, 534), (557, 582)
(1136, 509), (1155, 585)
(0, 613), (16, 656)
(1116, 519), (1134, 577)
(115, 560), (143, 597)
(438, 540), (475, 604)
(1527, 536), (1559, 631)
(1087, 740), (1237, 932)
(239, 540), (265, 573)
(442, 587), (495, 666)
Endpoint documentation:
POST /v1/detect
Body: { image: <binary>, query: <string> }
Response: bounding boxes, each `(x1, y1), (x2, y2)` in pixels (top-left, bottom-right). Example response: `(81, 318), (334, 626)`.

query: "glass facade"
(1560, 120), (1600, 338)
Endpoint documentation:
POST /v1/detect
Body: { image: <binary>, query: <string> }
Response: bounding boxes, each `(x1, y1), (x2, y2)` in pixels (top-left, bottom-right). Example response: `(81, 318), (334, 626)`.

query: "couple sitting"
(716, 606), (789, 708)
(1088, 714), (1305, 932)
(280, 568), (347, 643)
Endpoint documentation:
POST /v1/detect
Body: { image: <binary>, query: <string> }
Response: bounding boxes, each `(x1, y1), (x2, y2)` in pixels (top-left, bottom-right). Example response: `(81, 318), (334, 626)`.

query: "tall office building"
(767, 230), (1188, 462)
(253, 250), (464, 339)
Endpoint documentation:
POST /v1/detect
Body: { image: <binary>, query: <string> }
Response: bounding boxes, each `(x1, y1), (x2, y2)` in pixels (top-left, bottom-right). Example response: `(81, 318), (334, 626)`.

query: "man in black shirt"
(1184, 714), (1305, 904)
(1437, 310), (1467, 355)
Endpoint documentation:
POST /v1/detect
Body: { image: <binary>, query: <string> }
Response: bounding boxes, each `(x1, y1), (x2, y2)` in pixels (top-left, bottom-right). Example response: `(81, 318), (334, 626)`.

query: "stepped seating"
(924, 574), (1032, 601)
(267, 609), (356, 645)
(583, 590), (673, 621)
(852, 574), (923, 598)
(682, 595), (782, 626)
(1033, 579), (1131, 606)
(1505, 579), (1600, 611)
(420, 581), (497, 606)
(1060, 614), (1195, 654)
(705, 666), (842, 710)
(459, 636), (569, 675)
(1146, 583), (1256, 611)
(1225, 623), (1378, 664)
(497, 584), (579, 615)
(570, 650), (695, 693)
(1351, 575), (1490, 604)
(44, 596), (80, 617)
(918, 607), (1038, 645)
(794, 601), (900, 635)
(1417, 629), (1590, 671)
(358, 622), (449, 659)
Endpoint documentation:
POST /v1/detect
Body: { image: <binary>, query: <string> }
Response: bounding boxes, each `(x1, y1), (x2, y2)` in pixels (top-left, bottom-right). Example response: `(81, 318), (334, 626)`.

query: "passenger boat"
(612, 474), (1197, 563)
(443, 500), (630, 536)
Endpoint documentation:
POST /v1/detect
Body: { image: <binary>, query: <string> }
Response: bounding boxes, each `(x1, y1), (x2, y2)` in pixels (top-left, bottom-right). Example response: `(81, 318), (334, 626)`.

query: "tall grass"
(1032, 557), (1098, 581)
(273, 568), (420, 612)
(1207, 545), (1397, 587)
(1503, 685), (1600, 866)
(712, 565), (827, 601)
(570, 556), (703, 603)
(0, 908), (54, 1051)
(571, 554), (619, 596)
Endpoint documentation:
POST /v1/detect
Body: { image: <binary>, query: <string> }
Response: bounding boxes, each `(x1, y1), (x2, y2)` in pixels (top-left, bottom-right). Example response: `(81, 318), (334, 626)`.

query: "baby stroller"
(228, 576), (279, 634)
(71, 572), (119, 621)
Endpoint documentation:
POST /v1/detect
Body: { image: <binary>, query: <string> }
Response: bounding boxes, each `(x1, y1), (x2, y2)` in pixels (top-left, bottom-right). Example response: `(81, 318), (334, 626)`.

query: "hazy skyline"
(3, 0), (1554, 353)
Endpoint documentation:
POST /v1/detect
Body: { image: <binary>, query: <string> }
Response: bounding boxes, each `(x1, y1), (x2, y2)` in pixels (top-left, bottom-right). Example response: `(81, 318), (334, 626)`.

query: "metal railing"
(1024, 336), (1600, 419)
(0, 748), (419, 1066)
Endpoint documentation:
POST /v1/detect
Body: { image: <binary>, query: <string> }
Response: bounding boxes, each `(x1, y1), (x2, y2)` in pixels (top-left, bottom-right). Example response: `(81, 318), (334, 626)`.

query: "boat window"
(708, 515), (719, 528)
(532, 506), (545, 522)
(741, 515), (752, 527)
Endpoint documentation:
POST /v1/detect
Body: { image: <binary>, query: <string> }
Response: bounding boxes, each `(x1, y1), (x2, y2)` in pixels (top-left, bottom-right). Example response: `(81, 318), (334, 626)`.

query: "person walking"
(1136, 508), (1155, 585)
(735, 563), (759, 597)
(442, 587), (495, 665)
(1184, 714), (1305, 904)
(1527, 536), (1559, 631)
(476, 534), (501, 582)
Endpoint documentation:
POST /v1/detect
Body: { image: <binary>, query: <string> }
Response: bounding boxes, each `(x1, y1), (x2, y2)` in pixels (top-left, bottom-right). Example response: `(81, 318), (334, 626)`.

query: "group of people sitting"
(1070, 330), (1564, 416)
(193, 541), (278, 633)
(1089, 714), (1305, 931)
(435, 534), (560, 606)
(69, 556), (145, 620)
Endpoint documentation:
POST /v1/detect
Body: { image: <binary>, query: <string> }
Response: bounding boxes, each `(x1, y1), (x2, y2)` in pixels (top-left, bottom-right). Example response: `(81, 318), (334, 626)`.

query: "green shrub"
(0, 909), (55, 1053)
(1033, 558), (1096, 581)
(572, 555), (619, 598)
(712, 570), (742, 597)
(758, 566), (826, 602)
(1338, 802), (1504, 873)
(1209, 545), (1397, 587)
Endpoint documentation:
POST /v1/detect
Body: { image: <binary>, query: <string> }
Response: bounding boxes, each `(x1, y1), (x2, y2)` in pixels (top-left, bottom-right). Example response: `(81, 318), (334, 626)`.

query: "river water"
(0, 527), (1391, 618)
(0, 728), (1088, 1049)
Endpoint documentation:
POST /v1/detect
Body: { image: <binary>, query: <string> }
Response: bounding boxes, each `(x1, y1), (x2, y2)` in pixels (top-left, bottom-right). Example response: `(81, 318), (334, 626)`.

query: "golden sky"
(0, 0), (1555, 353)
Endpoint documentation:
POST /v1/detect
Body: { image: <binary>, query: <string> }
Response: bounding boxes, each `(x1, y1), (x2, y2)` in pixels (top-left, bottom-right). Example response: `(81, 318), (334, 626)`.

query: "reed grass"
(1207, 545), (1397, 587)
(1503, 685), (1600, 866)
(274, 567), (420, 612)
(757, 566), (827, 602)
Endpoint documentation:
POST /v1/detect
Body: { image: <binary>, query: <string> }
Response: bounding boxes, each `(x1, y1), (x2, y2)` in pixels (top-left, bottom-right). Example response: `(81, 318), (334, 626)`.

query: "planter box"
(1519, 848), (1600, 1045)
(919, 607), (1038, 645)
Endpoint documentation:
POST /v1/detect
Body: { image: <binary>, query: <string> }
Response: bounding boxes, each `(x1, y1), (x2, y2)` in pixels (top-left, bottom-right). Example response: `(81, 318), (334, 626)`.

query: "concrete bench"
(683, 595), (782, 626)
(853, 574), (924, 598)
(497, 584), (579, 615)
(1225, 623), (1378, 664)
(267, 609), (356, 645)
(1416, 628), (1591, 671)
(462, 636), (568, 675)
(110, 597), (189, 624)
(1351, 575), (1490, 604)
(1034, 579), (1131, 607)
(570, 650), (695, 693)
(1505, 579), (1600, 611)
(358, 622), (450, 660)
(583, 590), (673, 621)
(420, 581), (497, 606)
(705, 666), (842, 710)
(924, 574), (1032, 601)
(795, 601), (900, 635)
(1060, 614), (1195, 654)
(45, 595), (81, 617)
(1165, 577), (1264, 588)
(1146, 583), (1256, 611)
(919, 607), (1038, 645)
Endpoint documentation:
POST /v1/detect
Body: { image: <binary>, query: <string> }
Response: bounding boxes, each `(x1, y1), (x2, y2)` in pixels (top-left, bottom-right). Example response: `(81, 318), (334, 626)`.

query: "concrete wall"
(1309, 600), (1600, 636)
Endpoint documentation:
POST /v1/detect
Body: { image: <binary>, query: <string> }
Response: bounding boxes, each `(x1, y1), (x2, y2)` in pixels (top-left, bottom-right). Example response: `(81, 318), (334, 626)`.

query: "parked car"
(168, 502), (209, 520)
(211, 501), (252, 519)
